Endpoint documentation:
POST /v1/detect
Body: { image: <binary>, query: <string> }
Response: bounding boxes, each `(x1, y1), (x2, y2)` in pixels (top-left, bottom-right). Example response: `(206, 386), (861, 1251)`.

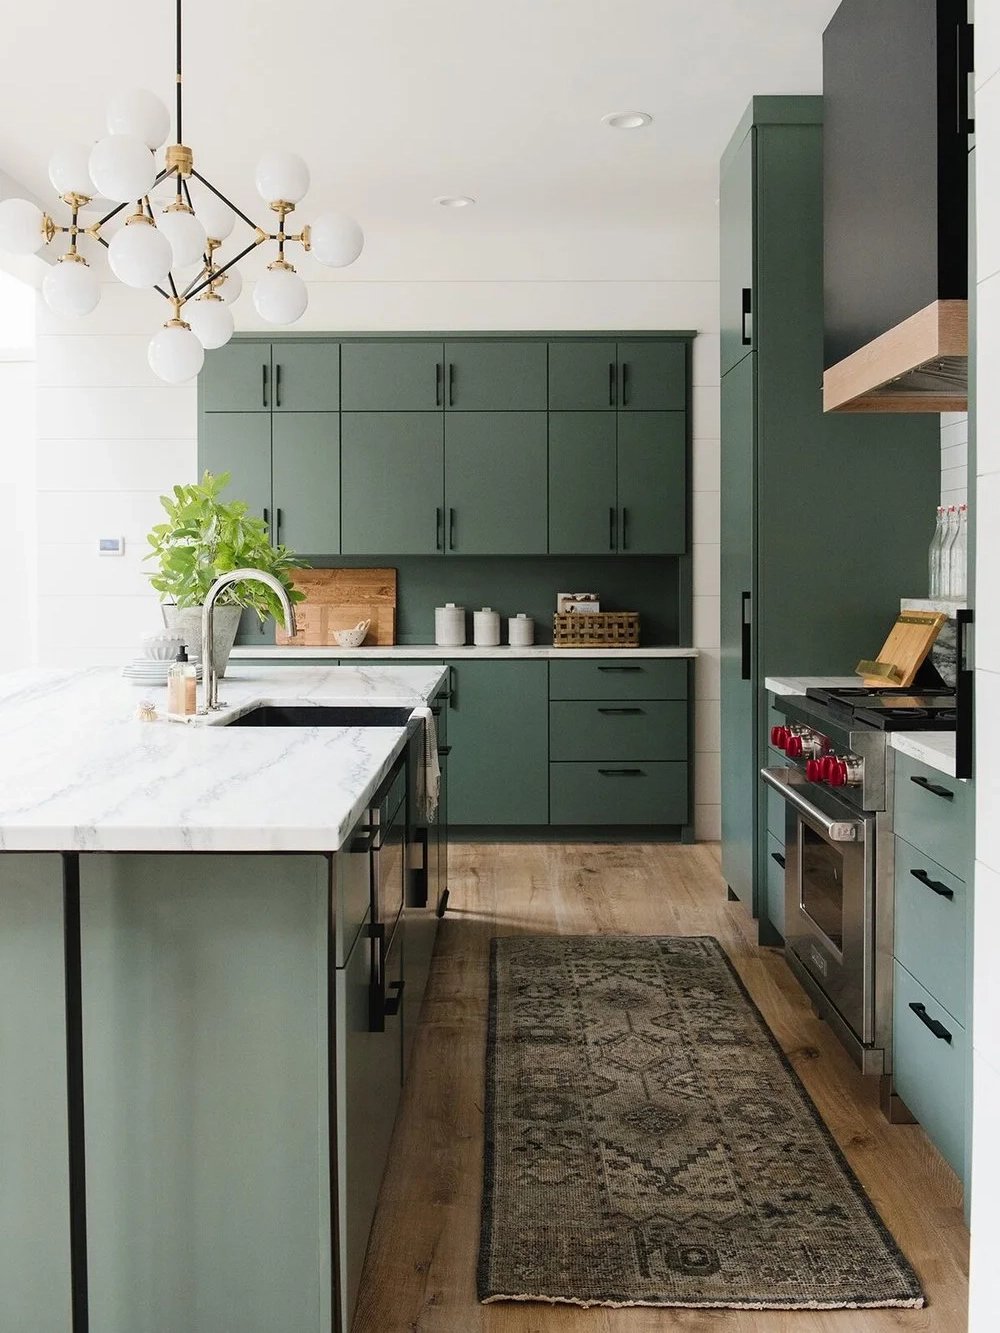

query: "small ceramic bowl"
(333, 620), (371, 648)
(141, 632), (186, 661)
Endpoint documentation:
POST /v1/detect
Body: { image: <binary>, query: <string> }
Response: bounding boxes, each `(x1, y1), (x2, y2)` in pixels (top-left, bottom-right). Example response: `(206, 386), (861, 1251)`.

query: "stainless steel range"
(761, 687), (956, 1077)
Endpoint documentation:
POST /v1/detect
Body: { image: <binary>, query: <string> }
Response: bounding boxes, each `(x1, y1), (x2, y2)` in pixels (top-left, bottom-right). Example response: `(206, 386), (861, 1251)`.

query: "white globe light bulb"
(195, 192), (235, 242)
(215, 266), (242, 305)
(148, 323), (205, 384)
(0, 197), (47, 255)
(48, 144), (94, 199)
(106, 89), (171, 151)
(89, 134), (157, 204)
(253, 265), (308, 325)
(186, 295), (234, 350)
(157, 205), (207, 268)
(309, 212), (364, 268)
(108, 216), (172, 289)
(254, 151), (310, 204)
(42, 259), (100, 317)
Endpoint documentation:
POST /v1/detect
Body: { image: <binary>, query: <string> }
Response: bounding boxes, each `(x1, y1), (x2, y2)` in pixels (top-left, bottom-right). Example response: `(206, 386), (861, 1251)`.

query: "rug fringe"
(480, 1293), (926, 1310)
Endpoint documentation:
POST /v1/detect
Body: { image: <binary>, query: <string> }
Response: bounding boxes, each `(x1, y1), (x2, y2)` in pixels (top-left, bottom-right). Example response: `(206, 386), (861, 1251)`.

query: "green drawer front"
(336, 837), (371, 967)
(549, 658), (688, 701)
(892, 960), (967, 1178)
(550, 762), (688, 826)
(893, 835), (967, 1024)
(893, 752), (972, 878)
(766, 783), (787, 842)
(765, 835), (786, 937)
(550, 700), (686, 762)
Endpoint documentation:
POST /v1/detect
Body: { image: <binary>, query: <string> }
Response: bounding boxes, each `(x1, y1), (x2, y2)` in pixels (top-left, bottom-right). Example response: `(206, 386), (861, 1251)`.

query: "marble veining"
(0, 665), (446, 853)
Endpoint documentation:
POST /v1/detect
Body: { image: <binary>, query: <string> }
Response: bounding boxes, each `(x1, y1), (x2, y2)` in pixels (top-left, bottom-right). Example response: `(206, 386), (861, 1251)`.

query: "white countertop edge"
(764, 676), (861, 696)
(888, 731), (958, 779)
(232, 644), (699, 660)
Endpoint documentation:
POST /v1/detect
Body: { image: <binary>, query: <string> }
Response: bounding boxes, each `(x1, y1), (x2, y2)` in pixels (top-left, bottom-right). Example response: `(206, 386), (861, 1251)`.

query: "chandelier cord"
(175, 0), (183, 146)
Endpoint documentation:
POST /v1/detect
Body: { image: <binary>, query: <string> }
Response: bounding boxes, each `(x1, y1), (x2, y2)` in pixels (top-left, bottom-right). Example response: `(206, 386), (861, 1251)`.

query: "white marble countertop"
(0, 665), (447, 854)
(764, 675), (861, 696)
(232, 644), (698, 660)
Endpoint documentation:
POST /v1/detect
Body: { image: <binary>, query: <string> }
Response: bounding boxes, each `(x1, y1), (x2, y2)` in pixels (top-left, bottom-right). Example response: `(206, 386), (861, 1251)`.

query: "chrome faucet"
(200, 568), (296, 711)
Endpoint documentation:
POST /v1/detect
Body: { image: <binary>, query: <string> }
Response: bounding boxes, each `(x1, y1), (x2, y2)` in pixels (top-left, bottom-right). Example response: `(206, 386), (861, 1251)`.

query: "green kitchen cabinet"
(198, 411), (273, 525)
(548, 412), (618, 553)
(340, 413), (444, 555)
(444, 413), (547, 554)
(548, 340), (618, 410)
(616, 413), (686, 554)
(445, 661), (548, 824)
(617, 340), (687, 411)
(341, 341), (443, 411)
(718, 98), (940, 941)
(549, 762), (688, 826)
(201, 343), (271, 412)
(444, 340), (547, 410)
(270, 342), (340, 412)
(271, 412), (340, 554)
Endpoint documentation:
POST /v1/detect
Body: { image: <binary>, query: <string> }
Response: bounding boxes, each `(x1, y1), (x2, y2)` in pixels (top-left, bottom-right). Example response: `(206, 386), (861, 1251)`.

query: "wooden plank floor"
(353, 843), (969, 1333)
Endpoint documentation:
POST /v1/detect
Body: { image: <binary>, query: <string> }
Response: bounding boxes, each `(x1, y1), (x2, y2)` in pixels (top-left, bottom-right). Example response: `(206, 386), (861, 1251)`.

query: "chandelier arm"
(179, 265), (211, 300)
(190, 170), (262, 234)
(167, 270), (180, 301)
(185, 237), (262, 301)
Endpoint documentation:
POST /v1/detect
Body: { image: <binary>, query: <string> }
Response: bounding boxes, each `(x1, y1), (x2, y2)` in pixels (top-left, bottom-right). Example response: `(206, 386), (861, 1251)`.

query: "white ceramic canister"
(508, 613), (534, 646)
(435, 603), (467, 647)
(473, 607), (501, 647)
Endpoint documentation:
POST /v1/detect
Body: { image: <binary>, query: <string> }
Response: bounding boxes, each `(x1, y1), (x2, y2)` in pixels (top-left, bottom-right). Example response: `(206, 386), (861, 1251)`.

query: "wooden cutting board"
(856, 610), (948, 687)
(276, 568), (397, 647)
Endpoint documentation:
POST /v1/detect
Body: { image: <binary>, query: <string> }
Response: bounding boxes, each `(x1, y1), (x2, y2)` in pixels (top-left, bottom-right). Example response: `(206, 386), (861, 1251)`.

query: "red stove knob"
(820, 755), (838, 782)
(827, 759), (848, 788)
(805, 759), (824, 782)
(770, 725), (788, 748)
(784, 734), (803, 758)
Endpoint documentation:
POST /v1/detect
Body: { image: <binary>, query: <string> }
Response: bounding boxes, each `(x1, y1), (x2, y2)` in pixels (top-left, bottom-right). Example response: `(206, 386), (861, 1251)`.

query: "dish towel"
(411, 706), (440, 823)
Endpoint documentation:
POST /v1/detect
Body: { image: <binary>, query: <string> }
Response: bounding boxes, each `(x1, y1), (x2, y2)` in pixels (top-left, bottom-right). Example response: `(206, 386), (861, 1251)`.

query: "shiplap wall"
(941, 410), (969, 507)
(33, 278), (723, 840)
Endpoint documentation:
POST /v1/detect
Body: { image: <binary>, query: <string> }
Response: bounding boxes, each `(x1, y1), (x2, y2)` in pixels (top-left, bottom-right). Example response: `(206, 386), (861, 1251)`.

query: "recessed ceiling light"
(602, 111), (653, 130)
(435, 195), (476, 208)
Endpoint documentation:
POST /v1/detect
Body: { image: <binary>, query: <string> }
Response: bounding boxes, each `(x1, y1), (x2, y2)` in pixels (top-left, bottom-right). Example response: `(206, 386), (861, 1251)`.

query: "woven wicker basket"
(552, 611), (640, 648)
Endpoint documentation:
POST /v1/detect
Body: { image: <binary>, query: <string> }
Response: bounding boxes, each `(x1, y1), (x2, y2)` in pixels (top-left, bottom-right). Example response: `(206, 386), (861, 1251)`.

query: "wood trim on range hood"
(822, 299), (968, 413)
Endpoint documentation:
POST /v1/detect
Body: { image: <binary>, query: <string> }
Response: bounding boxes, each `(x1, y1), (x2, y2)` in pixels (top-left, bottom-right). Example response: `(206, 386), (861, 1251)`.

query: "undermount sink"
(224, 705), (415, 728)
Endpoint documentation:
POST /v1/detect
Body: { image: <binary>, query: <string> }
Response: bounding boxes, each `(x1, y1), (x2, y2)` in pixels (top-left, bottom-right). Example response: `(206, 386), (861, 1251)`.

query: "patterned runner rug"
(479, 935), (924, 1311)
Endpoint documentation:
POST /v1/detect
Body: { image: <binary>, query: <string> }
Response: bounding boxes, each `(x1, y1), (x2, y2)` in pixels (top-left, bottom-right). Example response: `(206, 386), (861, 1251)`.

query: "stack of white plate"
(122, 659), (203, 686)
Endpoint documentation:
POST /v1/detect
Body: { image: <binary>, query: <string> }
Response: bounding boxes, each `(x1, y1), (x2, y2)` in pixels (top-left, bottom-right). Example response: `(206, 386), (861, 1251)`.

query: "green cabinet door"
(720, 127), (755, 376)
(340, 341), (443, 410)
(547, 340), (617, 409)
(444, 340), (547, 410)
(617, 341), (687, 411)
(616, 412), (686, 554)
(199, 411), (273, 525)
(444, 412), (547, 554)
(272, 412), (340, 554)
(548, 412), (618, 553)
(271, 342), (340, 412)
(341, 412), (444, 554)
(720, 353), (755, 905)
(445, 661), (549, 824)
(201, 343), (271, 412)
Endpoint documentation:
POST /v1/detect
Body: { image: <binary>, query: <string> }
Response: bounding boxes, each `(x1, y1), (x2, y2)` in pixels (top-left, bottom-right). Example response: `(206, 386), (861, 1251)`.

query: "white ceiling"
(1, 0), (840, 282)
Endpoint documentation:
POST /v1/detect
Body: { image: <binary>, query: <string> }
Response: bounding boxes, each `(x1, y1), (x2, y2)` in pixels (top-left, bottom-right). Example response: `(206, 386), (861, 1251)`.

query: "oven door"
(761, 767), (875, 1044)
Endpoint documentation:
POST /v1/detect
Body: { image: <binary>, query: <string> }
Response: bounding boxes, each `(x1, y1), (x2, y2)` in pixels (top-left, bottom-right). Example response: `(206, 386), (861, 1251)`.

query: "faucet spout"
(200, 568), (296, 712)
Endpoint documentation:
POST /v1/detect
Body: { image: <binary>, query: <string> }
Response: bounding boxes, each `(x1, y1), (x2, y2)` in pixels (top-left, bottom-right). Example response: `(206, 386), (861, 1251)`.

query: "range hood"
(822, 0), (972, 413)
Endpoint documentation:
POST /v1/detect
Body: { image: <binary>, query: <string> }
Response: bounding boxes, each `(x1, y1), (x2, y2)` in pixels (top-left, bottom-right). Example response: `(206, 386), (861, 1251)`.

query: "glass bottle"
(951, 504), (968, 601)
(167, 645), (197, 716)
(928, 506), (946, 598)
(939, 506), (959, 600)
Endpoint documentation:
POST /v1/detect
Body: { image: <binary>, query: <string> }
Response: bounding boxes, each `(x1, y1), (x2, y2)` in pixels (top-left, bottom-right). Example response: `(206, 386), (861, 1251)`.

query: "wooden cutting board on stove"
(275, 568), (397, 646)
(856, 609), (947, 687)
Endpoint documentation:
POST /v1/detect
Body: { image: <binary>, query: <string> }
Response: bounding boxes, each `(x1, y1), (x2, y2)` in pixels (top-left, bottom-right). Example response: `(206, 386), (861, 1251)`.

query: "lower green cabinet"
(550, 700), (686, 761)
(445, 660), (549, 824)
(550, 762), (687, 825)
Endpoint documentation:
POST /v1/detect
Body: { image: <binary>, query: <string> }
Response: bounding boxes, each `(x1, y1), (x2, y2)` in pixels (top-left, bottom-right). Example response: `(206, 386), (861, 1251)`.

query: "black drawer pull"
(383, 978), (405, 1018)
(909, 774), (954, 801)
(771, 851), (786, 869)
(435, 361), (442, 407)
(909, 1001), (953, 1043)
(608, 361), (616, 407)
(597, 665), (642, 673)
(597, 707), (643, 715)
(437, 745), (452, 756)
(910, 867), (954, 899)
(609, 505), (616, 550)
(598, 768), (643, 776)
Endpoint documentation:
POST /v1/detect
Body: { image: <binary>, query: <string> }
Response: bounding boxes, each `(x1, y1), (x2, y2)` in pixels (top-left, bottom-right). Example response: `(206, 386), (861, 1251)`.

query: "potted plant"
(146, 471), (306, 676)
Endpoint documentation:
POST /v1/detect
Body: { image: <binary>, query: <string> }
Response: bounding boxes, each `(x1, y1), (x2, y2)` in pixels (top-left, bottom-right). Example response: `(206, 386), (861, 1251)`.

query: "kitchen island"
(0, 663), (447, 1333)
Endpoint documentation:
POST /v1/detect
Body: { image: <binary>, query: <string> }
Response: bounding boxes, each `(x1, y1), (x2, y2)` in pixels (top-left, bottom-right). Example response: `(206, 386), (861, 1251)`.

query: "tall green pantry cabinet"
(719, 97), (940, 941)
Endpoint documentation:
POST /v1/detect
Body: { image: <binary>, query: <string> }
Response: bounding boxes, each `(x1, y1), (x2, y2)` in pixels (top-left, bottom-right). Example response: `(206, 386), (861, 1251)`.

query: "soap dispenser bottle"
(167, 645), (197, 716)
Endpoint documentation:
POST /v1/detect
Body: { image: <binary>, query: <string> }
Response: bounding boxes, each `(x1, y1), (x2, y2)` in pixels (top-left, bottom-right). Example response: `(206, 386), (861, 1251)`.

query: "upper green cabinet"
(201, 344), (271, 413)
(548, 340), (686, 411)
(444, 340), (547, 410)
(198, 412), (272, 523)
(445, 413), (547, 554)
(341, 413), (444, 555)
(617, 341), (687, 411)
(340, 339), (547, 411)
(271, 413), (340, 553)
(617, 413), (686, 553)
(720, 126), (755, 377)
(549, 341), (618, 410)
(549, 412), (618, 552)
(341, 342), (442, 411)
(201, 341), (340, 412)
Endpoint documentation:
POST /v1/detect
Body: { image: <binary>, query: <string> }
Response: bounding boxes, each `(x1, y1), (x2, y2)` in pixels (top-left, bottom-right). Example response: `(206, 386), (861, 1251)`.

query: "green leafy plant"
(146, 471), (307, 622)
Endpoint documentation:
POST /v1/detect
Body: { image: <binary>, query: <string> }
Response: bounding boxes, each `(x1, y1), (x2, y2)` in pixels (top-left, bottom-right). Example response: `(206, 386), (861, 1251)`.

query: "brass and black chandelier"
(0, 0), (364, 381)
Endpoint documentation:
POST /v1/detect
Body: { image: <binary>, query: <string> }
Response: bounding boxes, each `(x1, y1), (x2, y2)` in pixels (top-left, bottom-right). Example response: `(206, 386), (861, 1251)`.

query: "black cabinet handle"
(609, 361), (616, 407)
(771, 851), (786, 869)
(956, 608), (974, 780)
(741, 287), (753, 345)
(909, 774), (954, 801)
(909, 1001), (953, 1044)
(435, 506), (443, 551)
(598, 768), (643, 776)
(609, 506), (616, 551)
(448, 362), (455, 406)
(435, 362), (442, 407)
(448, 507), (456, 551)
(598, 665), (641, 673)
(262, 362), (268, 407)
(274, 508), (282, 543)
(437, 745), (452, 756)
(449, 665), (457, 709)
(383, 978), (405, 1018)
(262, 506), (270, 528)
(621, 507), (629, 550)
(910, 867), (955, 899)
(597, 707), (643, 715)
(621, 362), (630, 406)
(274, 363), (282, 408)
(349, 826), (377, 854)
(740, 590), (752, 681)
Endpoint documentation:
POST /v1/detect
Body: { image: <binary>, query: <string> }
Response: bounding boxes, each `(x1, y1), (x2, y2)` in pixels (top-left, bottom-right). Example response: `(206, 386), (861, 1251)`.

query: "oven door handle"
(760, 768), (862, 843)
